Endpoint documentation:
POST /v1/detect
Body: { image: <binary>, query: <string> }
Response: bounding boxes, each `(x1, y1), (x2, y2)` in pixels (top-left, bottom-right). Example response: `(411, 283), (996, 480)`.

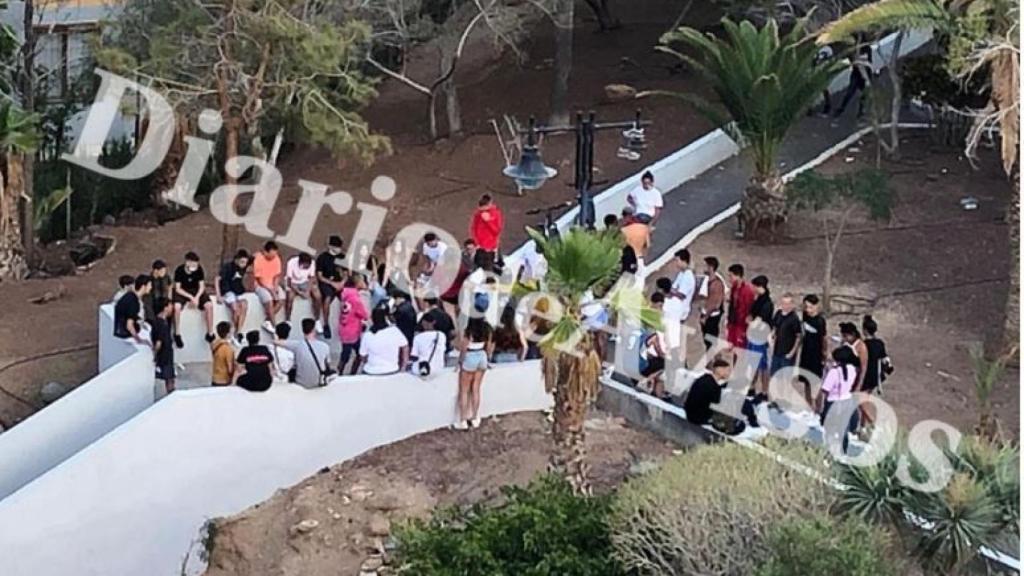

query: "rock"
(102, 214), (116, 226)
(349, 484), (374, 502)
(361, 556), (384, 572)
(604, 83), (637, 102)
(368, 514), (391, 537)
(289, 518), (319, 537)
(367, 494), (403, 512)
(40, 381), (68, 404)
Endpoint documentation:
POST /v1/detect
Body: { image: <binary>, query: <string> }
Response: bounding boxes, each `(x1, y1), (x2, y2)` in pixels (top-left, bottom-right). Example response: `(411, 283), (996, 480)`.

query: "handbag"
(305, 339), (336, 387)
(418, 333), (440, 376)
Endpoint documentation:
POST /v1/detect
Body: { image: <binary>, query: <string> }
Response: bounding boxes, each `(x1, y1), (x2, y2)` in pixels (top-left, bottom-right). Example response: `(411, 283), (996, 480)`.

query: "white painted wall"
(0, 307), (155, 500)
(0, 362), (552, 576)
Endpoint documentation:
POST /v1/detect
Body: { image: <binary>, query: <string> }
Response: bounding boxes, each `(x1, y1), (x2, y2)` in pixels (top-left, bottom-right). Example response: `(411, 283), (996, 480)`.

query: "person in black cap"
(316, 235), (347, 340)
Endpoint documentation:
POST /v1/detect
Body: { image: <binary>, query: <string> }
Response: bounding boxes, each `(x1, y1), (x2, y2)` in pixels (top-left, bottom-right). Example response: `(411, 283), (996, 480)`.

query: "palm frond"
(817, 0), (953, 44)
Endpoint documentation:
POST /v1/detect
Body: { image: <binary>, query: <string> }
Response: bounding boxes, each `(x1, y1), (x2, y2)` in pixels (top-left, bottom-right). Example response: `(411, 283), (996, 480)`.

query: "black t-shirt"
(174, 264), (206, 296)
(151, 316), (174, 366)
(863, 338), (888, 390)
(772, 310), (802, 357)
(219, 261), (248, 295)
(316, 251), (346, 283)
(394, 300), (417, 345)
(113, 291), (141, 338)
(750, 292), (774, 325)
(800, 314), (827, 368)
(683, 373), (724, 426)
(424, 307), (456, 350)
(236, 345), (274, 390)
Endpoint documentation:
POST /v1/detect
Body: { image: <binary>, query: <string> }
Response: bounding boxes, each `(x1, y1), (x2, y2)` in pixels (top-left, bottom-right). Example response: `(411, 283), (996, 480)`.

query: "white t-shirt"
(411, 330), (447, 375)
(422, 241), (449, 264)
(664, 269), (695, 321)
(520, 244), (548, 283)
(286, 257), (317, 285)
(629, 185), (664, 218)
(359, 325), (408, 375)
(270, 342), (295, 378)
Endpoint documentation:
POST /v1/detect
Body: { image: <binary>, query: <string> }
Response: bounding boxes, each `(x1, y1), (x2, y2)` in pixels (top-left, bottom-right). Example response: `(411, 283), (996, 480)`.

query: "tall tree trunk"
(19, 0), (36, 266)
(549, 0), (574, 126)
(544, 338), (602, 495)
(440, 48), (462, 136)
(220, 121), (240, 263)
(0, 155), (27, 281)
(886, 32), (904, 159)
(1006, 176), (1020, 352)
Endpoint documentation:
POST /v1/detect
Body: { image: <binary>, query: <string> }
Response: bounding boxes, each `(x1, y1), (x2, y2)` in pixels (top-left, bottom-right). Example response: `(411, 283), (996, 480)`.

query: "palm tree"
(523, 227), (659, 494)
(818, 0), (1020, 348)
(0, 102), (39, 282)
(648, 18), (844, 240)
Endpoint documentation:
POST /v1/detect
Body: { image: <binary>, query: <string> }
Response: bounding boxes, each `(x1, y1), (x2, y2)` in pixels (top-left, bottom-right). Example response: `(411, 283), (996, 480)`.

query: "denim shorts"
(461, 349), (489, 372)
(747, 341), (769, 371)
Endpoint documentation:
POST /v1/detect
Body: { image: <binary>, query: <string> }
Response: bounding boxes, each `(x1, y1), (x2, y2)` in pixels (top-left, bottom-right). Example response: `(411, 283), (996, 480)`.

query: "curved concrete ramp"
(0, 363), (551, 576)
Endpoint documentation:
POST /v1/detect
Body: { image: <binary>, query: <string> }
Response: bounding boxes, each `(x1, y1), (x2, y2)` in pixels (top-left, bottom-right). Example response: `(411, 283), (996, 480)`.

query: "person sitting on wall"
(113, 274), (152, 348)
(682, 357), (733, 427)
(234, 331), (275, 392)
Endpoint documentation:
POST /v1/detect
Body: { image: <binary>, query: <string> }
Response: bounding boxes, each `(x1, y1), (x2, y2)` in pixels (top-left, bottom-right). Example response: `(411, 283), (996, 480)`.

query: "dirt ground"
(203, 410), (675, 576)
(0, 1), (720, 428)
(657, 132), (1019, 438)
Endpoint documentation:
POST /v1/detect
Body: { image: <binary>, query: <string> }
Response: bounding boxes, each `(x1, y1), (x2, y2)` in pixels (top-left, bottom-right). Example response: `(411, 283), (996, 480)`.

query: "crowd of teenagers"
(110, 171), (891, 440)
(640, 248), (895, 446)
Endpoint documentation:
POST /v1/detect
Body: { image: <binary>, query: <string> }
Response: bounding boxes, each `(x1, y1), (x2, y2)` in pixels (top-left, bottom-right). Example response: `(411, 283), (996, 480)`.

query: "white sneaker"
(262, 320), (275, 333)
(452, 420), (470, 430)
(315, 320), (324, 334)
(470, 417), (482, 429)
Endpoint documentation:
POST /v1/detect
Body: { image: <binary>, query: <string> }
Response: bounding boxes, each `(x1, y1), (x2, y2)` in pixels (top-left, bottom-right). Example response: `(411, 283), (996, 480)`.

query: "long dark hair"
(862, 314), (879, 337)
(466, 318), (492, 343)
(493, 306), (522, 351)
(832, 346), (859, 381)
(370, 308), (389, 334)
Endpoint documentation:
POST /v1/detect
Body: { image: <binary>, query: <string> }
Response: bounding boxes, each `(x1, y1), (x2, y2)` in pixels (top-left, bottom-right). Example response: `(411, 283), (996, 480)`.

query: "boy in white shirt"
(661, 249), (695, 359)
(285, 252), (323, 329)
(626, 171), (664, 225)
(410, 315), (448, 377)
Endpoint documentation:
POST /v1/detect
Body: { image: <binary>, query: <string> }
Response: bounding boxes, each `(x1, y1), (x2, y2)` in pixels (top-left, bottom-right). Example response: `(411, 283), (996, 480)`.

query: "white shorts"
(223, 292), (245, 305)
(256, 285), (285, 304)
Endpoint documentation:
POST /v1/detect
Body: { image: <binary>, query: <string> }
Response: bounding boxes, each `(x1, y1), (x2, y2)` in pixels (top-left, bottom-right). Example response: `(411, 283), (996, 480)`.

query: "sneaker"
(174, 334), (184, 349)
(452, 420), (470, 430)
(322, 325), (332, 340)
(262, 320), (275, 333)
(315, 320), (324, 334)
(470, 417), (482, 429)
(205, 333), (215, 343)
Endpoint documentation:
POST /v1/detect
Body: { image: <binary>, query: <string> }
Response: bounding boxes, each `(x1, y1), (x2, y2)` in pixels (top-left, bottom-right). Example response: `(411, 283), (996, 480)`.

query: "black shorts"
(173, 292), (211, 308)
(641, 357), (665, 377)
(319, 282), (338, 300)
(155, 362), (176, 381)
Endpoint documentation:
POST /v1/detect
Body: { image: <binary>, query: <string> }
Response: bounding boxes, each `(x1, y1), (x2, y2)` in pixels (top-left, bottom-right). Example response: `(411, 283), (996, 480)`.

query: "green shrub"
(756, 515), (899, 576)
(394, 475), (623, 576)
(609, 439), (831, 576)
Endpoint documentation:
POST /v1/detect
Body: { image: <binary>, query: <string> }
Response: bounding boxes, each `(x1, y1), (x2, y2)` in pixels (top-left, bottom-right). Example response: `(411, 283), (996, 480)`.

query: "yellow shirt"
(211, 339), (235, 385)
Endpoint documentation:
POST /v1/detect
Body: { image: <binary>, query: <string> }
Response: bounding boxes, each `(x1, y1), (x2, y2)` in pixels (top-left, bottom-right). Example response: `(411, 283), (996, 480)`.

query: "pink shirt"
(821, 365), (856, 402)
(338, 287), (368, 344)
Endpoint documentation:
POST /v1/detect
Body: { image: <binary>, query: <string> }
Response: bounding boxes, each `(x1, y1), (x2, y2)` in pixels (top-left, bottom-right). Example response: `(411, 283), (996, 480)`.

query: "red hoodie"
(470, 204), (504, 252)
(727, 280), (756, 348)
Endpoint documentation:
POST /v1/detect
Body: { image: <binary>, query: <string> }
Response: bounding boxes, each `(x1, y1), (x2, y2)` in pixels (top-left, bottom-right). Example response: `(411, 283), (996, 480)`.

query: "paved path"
(645, 107), (921, 266)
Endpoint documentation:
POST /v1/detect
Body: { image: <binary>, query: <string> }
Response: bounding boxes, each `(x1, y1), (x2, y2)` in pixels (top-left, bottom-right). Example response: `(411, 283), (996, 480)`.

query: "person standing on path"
(626, 171), (663, 226)
(747, 275), (774, 400)
(770, 294), (802, 389)
(725, 264), (756, 351)
(470, 194), (504, 263)
(833, 43), (874, 119)
(797, 294), (828, 409)
(151, 297), (176, 394)
(662, 249), (696, 362)
(699, 257), (726, 349)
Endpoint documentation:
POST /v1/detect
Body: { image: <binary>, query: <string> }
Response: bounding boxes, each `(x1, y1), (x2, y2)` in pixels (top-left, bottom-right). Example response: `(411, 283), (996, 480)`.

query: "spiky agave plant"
(523, 227), (660, 494)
